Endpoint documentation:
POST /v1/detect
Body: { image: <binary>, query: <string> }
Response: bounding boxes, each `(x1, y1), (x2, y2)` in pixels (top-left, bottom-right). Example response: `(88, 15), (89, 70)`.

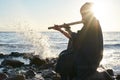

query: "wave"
(104, 39), (120, 42)
(0, 43), (33, 48)
(104, 44), (120, 48)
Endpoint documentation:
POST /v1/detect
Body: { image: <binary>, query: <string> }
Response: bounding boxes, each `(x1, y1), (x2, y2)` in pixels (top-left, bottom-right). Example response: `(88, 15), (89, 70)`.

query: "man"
(52, 2), (103, 80)
(74, 2), (103, 80)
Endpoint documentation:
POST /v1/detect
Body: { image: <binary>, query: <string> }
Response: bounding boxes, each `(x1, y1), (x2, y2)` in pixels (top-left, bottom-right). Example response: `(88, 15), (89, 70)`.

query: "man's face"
(81, 11), (93, 23)
(81, 12), (88, 22)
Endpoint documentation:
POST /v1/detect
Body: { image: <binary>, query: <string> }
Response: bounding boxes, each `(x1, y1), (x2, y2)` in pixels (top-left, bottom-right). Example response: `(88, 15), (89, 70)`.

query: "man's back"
(74, 18), (103, 79)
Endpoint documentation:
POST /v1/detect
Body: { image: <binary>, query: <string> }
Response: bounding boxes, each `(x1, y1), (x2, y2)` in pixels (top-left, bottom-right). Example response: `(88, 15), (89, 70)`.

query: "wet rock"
(9, 52), (24, 57)
(5, 74), (25, 80)
(39, 63), (55, 70)
(25, 69), (36, 79)
(0, 73), (8, 80)
(35, 74), (45, 80)
(116, 75), (120, 80)
(23, 52), (34, 59)
(1, 59), (24, 68)
(44, 78), (52, 80)
(0, 53), (6, 58)
(86, 69), (115, 80)
(39, 69), (58, 79)
(2, 68), (9, 73)
(46, 58), (57, 64)
(30, 56), (47, 66)
(36, 58), (57, 70)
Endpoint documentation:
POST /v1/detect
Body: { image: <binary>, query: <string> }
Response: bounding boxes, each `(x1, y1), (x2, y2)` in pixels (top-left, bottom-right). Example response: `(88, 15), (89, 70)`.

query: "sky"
(0, 0), (120, 32)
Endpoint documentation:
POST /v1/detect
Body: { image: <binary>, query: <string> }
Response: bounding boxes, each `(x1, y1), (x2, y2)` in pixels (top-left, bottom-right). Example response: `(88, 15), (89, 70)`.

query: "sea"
(0, 31), (120, 74)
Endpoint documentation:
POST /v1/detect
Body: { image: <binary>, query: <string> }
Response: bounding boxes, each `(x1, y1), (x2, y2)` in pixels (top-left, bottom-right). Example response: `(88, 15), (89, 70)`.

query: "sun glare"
(90, 2), (109, 31)
(91, 3), (104, 20)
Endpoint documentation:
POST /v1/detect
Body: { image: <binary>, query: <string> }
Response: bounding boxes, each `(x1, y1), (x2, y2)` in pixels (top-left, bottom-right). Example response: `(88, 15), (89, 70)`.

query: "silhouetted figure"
(52, 2), (103, 80)
(74, 2), (103, 80)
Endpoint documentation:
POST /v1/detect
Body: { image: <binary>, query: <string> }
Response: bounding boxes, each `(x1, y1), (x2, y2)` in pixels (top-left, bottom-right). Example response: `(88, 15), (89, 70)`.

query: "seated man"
(52, 2), (103, 80)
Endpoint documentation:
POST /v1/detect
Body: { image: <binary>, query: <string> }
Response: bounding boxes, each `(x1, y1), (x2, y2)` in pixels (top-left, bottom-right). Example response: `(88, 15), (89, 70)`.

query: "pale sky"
(0, 0), (120, 32)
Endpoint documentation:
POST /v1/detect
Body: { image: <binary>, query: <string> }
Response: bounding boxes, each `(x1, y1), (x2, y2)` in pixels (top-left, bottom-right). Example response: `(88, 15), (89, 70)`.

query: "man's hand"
(52, 25), (62, 31)
(52, 24), (71, 39)
(63, 23), (71, 32)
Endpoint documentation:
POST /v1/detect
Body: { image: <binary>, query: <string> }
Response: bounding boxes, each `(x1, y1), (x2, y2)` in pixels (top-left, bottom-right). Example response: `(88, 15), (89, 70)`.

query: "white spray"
(14, 21), (57, 59)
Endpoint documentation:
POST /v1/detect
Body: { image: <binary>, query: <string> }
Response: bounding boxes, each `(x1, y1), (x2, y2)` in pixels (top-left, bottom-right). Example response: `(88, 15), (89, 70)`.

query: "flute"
(48, 21), (83, 29)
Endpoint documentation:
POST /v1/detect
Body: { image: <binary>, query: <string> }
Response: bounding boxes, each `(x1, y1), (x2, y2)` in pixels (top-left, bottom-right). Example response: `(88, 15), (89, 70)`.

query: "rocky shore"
(0, 52), (120, 80)
(0, 52), (60, 80)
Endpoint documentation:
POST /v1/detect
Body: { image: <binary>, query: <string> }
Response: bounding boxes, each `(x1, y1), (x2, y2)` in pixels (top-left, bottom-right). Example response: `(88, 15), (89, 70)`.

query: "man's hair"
(80, 2), (93, 14)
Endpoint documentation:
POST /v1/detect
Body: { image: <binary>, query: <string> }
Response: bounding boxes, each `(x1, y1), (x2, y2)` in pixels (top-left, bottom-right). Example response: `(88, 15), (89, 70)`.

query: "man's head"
(80, 2), (94, 22)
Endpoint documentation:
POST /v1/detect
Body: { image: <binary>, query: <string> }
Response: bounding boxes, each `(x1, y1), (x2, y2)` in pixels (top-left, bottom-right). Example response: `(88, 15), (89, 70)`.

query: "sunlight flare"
(91, 3), (105, 20)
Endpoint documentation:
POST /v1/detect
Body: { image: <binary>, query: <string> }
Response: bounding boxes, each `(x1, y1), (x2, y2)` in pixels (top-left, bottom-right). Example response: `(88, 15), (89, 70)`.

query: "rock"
(0, 73), (8, 80)
(30, 56), (47, 66)
(5, 74), (25, 80)
(46, 58), (57, 64)
(44, 78), (52, 80)
(1, 59), (24, 68)
(86, 69), (115, 80)
(39, 63), (55, 69)
(35, 74), (45, 80)
(0, 53), (6, 58)
(116, 75), (120, 80)
(23, 52), (34, 59)
(39, 69), (57, 79)
(25, 69), (36, 79)
(9, 52), (24, 57)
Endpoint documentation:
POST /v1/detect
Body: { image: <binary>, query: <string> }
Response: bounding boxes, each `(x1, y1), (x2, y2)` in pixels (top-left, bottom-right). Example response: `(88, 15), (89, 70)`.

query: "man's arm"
(52, 25), (72, 39)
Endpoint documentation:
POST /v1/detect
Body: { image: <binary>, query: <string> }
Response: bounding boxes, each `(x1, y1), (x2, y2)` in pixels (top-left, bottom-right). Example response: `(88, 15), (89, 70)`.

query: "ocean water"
(0, 31), (120, 74)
